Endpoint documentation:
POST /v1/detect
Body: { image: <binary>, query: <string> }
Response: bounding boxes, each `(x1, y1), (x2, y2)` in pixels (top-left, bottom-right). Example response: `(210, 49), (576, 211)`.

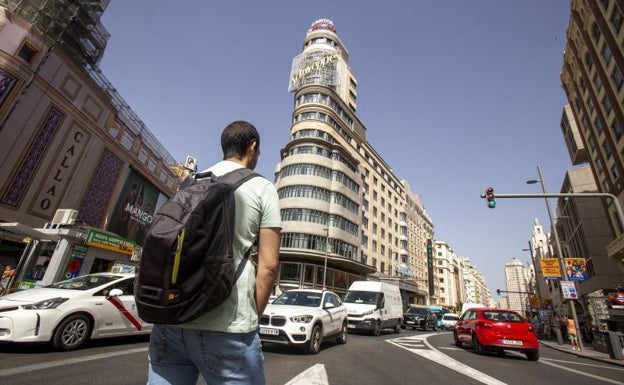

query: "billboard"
(108, 169), (167, 246)
(564, 258), (588, 281)
(540, 258), (562, 280)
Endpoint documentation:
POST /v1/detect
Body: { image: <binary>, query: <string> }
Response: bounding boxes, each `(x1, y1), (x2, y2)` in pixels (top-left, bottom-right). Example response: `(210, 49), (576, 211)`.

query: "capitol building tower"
(274, 19), (433, 304)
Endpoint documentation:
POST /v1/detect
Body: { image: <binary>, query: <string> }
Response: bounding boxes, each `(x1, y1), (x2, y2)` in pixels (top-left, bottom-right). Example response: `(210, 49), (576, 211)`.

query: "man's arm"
(255, 227), (281, 316)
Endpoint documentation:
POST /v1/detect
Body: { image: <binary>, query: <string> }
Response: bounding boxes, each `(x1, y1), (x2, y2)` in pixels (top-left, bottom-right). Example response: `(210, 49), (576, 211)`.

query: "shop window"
(18, 44), (37, 63)
(279, 262), (301, 282)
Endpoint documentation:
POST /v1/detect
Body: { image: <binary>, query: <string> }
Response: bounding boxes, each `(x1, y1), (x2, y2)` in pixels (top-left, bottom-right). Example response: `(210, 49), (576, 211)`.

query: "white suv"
(259, 289), (348, 354)
(441, 313), (459, 330)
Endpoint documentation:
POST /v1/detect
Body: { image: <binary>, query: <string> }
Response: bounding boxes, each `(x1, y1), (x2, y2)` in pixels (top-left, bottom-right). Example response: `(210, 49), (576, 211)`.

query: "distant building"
(504, 258), (529, 314)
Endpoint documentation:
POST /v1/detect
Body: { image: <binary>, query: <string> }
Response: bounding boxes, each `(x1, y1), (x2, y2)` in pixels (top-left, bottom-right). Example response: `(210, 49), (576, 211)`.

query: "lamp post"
(323, 227), (329, 290)
(527, 165), (583, 351)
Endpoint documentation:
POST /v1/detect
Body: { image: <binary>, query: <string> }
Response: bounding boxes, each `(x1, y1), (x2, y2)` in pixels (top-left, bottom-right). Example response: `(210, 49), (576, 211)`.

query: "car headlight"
(362, 309), (375, 316)
(22, 297), (69, 310)
(289, 314), (313, 323)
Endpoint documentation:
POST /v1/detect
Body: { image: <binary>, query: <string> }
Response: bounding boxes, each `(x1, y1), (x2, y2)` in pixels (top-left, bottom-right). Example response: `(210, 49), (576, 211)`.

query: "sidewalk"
(539, 339), (624, 367)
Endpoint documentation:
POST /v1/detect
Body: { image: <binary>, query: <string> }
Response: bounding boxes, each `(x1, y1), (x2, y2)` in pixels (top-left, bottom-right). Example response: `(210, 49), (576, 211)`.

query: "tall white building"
(504, 258), (530, 314)
(434, 240), (463, 311)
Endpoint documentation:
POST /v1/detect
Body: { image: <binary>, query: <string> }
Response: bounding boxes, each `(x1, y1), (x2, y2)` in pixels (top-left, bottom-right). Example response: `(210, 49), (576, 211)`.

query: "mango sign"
(540, 258), (562, 280)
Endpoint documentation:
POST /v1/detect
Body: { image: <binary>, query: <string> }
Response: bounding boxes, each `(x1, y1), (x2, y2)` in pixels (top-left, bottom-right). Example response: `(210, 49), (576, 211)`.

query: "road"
(0, 330), (622, 385)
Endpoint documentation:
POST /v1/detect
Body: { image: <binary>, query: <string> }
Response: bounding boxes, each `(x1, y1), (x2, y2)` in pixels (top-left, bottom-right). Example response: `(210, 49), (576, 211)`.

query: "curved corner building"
(274, 19), (434, 304)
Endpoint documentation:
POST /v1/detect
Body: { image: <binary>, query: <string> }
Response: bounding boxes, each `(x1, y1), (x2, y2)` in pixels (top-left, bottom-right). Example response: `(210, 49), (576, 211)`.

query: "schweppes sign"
(290, 52), (339, 88)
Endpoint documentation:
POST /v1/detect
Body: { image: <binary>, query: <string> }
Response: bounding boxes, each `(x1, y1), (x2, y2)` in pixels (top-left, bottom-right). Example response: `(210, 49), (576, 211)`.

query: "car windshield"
(272, 291), (322, 307)
(443, 314), (459, 320)
(406, 307), (427, 316)
(343, 291), (378, 304)
(46, 274), (121, 290)
(482, 311), (524, 322)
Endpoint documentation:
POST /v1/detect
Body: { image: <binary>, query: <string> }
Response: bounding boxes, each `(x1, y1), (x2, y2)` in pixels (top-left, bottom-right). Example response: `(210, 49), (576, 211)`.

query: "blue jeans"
(147, 324), (266, 385)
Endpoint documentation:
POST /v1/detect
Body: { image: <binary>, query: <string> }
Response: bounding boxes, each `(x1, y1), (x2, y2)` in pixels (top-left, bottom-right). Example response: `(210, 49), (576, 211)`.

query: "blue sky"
(100, 1), (572, 297)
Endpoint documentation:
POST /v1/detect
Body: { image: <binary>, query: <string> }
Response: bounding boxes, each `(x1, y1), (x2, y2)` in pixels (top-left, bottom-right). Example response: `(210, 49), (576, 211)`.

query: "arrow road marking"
(387, 334), (508, 385)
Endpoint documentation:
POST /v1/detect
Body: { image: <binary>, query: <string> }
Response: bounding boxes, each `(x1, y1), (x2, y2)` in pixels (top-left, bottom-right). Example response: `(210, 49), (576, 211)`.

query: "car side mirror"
(108, 288), (124, 297)
(324, 302), (335, 309)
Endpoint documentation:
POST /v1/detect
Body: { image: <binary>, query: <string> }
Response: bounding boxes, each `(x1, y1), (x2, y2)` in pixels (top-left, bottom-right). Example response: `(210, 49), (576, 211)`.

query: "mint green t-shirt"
(179, 161), (281, 333)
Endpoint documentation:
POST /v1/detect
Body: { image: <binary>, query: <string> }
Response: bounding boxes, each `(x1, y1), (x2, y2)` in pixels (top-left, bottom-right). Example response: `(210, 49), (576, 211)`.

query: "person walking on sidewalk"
(564, 315), (579, 351)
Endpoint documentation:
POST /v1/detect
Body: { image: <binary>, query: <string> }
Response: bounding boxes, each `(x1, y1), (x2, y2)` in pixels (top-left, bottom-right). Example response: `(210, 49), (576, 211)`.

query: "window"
(612, 67), (623, 91)
(611, 165), (620, 180)
(585, 52), (594, 72)
(612, 121), (623, 141)
(18, 44), (37, 63)
(601, 44), (612, 65)
(592, 23), (602, 44)
(611, 6), (623, 33)
(602, 96), (612, 115)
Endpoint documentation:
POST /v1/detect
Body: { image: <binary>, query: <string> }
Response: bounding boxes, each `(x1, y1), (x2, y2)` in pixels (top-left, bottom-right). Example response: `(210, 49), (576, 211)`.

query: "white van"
(343, 281), (403, 336)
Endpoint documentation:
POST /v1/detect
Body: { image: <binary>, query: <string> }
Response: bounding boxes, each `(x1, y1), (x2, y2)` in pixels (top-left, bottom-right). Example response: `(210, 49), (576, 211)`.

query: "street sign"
(560, 280), (578, 300)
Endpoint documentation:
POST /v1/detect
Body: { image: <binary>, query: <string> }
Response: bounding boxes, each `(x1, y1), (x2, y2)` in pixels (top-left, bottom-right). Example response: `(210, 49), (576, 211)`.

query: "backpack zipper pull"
(172, 228), (185, 284)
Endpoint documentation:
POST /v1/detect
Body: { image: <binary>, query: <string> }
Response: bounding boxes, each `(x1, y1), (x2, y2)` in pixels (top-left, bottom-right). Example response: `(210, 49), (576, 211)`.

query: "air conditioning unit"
(52, 209), (78, 225)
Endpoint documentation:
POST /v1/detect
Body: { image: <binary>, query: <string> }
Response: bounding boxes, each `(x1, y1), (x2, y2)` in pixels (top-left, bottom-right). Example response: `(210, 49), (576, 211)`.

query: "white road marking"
(0, 347), (149, 377)
(387, 334), (508, 385)
(539, 359), (624, 384)
(284, 364), (329, 385)
(541, 357), (624, 371)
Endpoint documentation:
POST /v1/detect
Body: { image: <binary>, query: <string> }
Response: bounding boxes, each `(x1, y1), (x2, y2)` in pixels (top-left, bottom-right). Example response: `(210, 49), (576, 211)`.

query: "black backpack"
(134, 167), (259, 325)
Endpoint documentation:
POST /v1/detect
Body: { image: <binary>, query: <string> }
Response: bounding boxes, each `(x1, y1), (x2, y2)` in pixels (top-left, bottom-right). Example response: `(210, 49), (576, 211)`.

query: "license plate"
(502, 339), (522, 346)
(406, 321), (414, 324)
(259, 327), (279, 336)
(348, 324), (355, 329)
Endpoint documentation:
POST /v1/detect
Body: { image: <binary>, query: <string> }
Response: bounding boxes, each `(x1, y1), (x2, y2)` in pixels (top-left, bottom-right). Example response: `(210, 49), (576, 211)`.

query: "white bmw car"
(0, 273), (151, 350)
(259, 289), (348, 354)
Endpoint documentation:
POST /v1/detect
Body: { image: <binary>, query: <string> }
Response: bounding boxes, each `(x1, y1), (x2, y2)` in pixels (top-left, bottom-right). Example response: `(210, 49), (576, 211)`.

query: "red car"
(453, 308), (539, 361)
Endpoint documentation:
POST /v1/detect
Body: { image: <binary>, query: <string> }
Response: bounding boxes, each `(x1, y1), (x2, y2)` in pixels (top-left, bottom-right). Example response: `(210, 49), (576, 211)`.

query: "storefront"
(0, 223), (137, 293)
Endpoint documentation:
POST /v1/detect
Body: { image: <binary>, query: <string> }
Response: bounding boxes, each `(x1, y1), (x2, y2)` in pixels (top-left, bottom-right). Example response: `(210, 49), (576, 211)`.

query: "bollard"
(606, 331), (624, 360)
(555, 328), (564, 345)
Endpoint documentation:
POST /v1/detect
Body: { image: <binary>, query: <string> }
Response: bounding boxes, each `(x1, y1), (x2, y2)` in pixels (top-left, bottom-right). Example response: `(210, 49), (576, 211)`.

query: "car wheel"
(307, 324), (322, 354)
(52, 313), (91, 351)
(525, 350), (539, 361)
(422, 322), (428, 332)
(472, 333), (484, 355)
(336, 322), (347, 345)
(372, 320), (381, 336)
(453, 331), (462, 348)
(394, 320), (401, 334)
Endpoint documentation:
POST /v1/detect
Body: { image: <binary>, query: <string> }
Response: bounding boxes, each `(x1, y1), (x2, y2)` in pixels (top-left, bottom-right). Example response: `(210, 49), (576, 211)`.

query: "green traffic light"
(488, 200), (496, 208)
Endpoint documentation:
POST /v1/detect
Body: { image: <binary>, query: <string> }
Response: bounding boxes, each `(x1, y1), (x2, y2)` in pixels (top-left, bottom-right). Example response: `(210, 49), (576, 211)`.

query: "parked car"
(454, 308), (539, 361)
(441, 313), (459, 330)
(402, 305), (437, 331)
(259, 289), (348, 354)
(0, 273), (151, 351)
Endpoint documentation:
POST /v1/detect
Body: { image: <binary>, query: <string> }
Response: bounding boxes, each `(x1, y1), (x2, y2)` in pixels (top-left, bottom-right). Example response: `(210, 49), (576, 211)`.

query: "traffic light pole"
(481, 190), (624, 352)
(479, 192), (624, 227)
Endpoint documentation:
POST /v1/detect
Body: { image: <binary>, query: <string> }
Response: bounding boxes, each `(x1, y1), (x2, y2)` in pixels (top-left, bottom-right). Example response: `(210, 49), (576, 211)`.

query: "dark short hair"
(221, 121), (260, 159)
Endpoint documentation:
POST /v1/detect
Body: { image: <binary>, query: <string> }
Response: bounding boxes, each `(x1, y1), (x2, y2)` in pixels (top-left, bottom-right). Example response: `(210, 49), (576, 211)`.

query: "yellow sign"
(540, 258), (561, 280)
(85, 229), (135, 256)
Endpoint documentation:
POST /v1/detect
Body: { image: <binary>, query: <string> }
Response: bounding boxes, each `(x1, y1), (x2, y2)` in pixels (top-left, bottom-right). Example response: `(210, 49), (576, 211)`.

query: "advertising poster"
(564, 257), (588, 281)
(540, 258), (562, 280)
(62, 244), (88, 280)
(108, 169), (168, 246)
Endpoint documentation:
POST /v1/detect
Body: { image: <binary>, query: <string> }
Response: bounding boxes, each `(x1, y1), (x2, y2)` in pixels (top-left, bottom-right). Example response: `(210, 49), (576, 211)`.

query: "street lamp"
(322, 227), (329, 290)
(527, 165), (583, 351)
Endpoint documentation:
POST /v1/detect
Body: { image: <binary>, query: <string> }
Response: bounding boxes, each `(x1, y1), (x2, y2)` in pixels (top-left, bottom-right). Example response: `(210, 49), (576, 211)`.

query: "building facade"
(504, 258), (530, 314)
(0, 1), (179, 284)
(273, 19), (434, 302)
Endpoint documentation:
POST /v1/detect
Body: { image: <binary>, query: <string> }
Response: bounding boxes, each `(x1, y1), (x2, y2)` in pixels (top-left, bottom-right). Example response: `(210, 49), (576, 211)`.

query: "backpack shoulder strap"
(217, 167), (261, 280)
(217, 168), (261, 189)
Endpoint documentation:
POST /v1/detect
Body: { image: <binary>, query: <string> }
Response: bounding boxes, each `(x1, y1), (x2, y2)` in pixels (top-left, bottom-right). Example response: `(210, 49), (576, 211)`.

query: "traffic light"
(486, 187), (496, 208)
(496, 289), (501, 296)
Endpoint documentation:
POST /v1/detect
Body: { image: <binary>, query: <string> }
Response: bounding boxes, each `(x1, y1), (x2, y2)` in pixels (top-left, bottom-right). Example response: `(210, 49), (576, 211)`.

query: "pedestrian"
(564, 315), (579, 351)
(146, 121), (282, 385)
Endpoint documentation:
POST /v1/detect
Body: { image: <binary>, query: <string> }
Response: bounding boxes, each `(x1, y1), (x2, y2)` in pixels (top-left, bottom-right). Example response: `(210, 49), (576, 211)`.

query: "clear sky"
(99, 1), (572, 297)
